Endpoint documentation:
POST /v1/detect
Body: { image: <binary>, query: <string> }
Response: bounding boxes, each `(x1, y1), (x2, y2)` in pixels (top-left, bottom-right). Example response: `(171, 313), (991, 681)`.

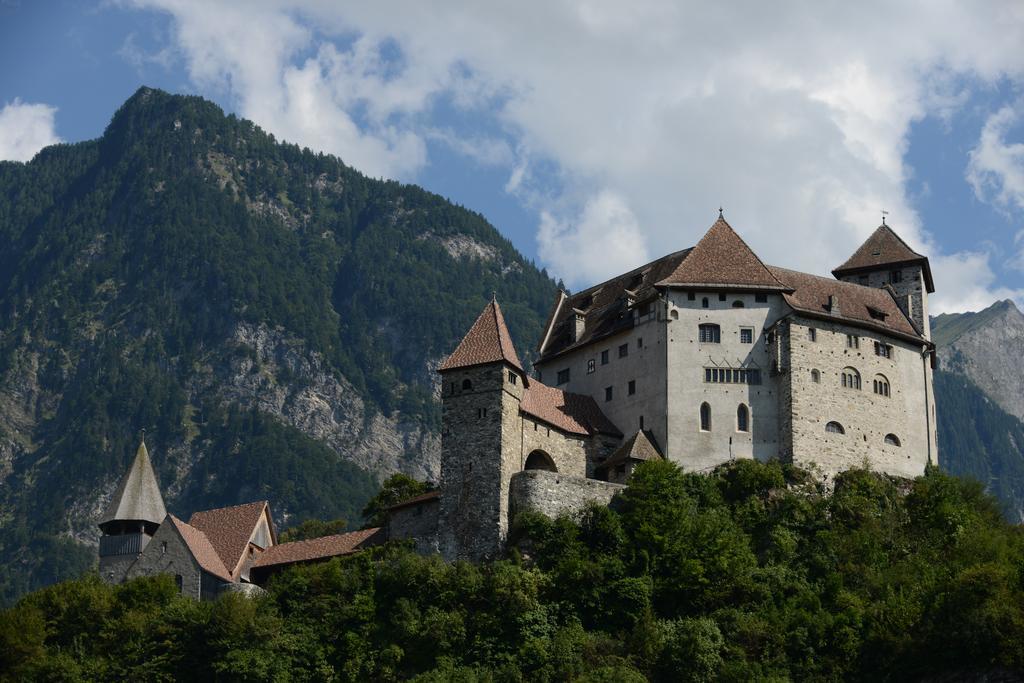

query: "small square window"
(557, 368), (570, 385)
(890, 270), (903, 283)
(755, 293), (768, 303)
(601, 350), (609, 365)
(619, 343), (629, 358)
(687, 292), (696, 301)
(605, 386), (613, 402)
(628, 380), (636, 395)
(509, 371), (518, 385)
(719, 293), (727, 301)
(740, 328), (753, 344)
(587, 359), (596, 374)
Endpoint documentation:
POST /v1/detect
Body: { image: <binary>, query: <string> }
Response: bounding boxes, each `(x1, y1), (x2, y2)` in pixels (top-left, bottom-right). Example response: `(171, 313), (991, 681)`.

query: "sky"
(1, 1), (1023, 314)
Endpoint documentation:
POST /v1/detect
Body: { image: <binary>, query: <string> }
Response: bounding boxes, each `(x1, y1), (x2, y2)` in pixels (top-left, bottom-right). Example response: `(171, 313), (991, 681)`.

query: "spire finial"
(881, 209), (888, 226)
(718, 206), (724, 219)
(140, 427), (146, 444)
(491, 291), (497, 303)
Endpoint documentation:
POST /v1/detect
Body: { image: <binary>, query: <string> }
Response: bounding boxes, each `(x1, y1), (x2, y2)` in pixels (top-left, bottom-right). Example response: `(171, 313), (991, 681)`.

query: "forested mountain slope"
(0, 88), (558, 603)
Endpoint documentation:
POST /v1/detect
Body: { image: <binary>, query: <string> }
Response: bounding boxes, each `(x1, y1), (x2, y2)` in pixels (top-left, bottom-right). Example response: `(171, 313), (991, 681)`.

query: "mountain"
(0, 87), (558, 603)
(932, 300), (1024, 521)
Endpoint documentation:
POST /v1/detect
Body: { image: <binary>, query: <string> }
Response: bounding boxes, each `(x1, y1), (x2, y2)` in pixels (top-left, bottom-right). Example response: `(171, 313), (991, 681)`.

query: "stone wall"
(509, 470), (624, 520)
(388, 499), (440, 555)
(126, 521), (206, 600)
(516, 414), (589, 478)
(782, 316), (933, 479)
(836, 264), (930, 339)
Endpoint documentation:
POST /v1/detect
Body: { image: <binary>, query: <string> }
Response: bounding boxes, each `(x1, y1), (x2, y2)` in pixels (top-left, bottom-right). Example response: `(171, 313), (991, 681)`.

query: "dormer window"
(868, 307), (887, 321)
(629, 273), (644, 289)
(579, 294), (593, 309)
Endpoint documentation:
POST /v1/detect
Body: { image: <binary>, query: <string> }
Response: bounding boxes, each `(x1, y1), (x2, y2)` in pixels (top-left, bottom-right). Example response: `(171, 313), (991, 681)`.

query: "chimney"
(828, 294), (840, 315)
(572, 309), (586, 342)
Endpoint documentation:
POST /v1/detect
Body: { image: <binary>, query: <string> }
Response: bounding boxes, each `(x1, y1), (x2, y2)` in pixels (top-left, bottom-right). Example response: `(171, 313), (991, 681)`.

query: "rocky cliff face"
(933, 300), (1024, 421)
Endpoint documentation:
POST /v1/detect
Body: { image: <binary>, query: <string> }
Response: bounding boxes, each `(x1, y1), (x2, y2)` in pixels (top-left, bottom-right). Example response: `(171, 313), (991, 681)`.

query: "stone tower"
(98, 438), (167, 583)
(437, 298), (527, 562)
(832, 222), (935, 340)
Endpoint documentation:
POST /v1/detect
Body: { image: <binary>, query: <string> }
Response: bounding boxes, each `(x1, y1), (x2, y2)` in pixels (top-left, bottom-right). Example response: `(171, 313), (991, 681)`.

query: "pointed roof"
(597, 430), (664, 472)
(832, 224), (934, 292)
(166, 515), (233, 582)
(657, 217), (787, 290)
(188, 501), (273, 578)
(252, 527), (385, 569)
(99, 440), (167, 527)
(438, 298), (524, 372)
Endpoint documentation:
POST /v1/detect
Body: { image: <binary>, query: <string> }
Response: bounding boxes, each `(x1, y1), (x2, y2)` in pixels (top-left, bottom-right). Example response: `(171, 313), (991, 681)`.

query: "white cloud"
(930, 250), (1024, 313)
(967, 102), (1024, 213)
(121, 0), (1024, 302)
(0, 99), (61, 162)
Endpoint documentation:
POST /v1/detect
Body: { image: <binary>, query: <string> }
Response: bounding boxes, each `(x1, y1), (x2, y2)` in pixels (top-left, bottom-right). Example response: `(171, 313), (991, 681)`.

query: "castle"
(99, 215), (938, 590)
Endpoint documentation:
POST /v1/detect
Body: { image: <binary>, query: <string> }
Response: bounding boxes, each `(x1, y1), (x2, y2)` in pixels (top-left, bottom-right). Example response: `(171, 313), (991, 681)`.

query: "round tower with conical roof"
(98, 438), (168, 583)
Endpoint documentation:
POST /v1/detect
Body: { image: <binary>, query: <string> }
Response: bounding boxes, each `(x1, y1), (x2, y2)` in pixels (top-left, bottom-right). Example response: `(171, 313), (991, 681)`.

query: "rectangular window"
(619, 343), (629, 358)
(891, 270), (903, 283)
(687, 292), (696, 301)
(808, 328), (817, 342)
(846, 334), (859, 349)
(508, 371), (517, 385)
(639, 415), (645, 429)
(705, 368), (712, 382)
(557, 368), (570, 385)
(601, 350), (609, 365)
(719, 293), (727, 301)
(605, 386), (613, 402)
(699, 324), (721, 343)
(703, 367), (762, 385)
(755, 293), (768, 303)
(740, 328), (753, 344)
(874, 342), (892, 358)
(628, 380), (636, 395)
(637, 337), (643, 349)
(587, 359), (596, 374)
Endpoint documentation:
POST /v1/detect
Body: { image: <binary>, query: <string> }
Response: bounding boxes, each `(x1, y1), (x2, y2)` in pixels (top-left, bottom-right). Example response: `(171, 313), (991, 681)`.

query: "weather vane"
(881, 209), (889, 225)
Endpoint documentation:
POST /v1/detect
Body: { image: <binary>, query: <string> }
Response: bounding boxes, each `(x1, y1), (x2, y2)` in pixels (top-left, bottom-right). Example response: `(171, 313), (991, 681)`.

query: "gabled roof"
(439, 298), (524, 373)
(99, 440), (167, 527)
(657, 217), (787, 290)
(769, 266), (925, 342)
(832, 224), (934, 292)
(597, 430), (664, 472)
(252, 527), (385, 569)
(188, 501), (272, 578)
(167, 515), (233, 582)
(521, 381), (622, 437)
(538, 248), (691, 361)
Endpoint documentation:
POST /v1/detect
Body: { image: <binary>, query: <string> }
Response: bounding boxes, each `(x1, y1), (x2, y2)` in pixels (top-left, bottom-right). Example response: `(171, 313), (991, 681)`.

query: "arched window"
(670, 309), (679, 320)
(461, 379), (473, 391)
(524, 450), (557, 472)
(698, 324), (721, 343)
(841, 367), (861, 390)
(884, 434), (901, 447)
(873, 374), (891, 397)
(700, 402), (712, 431)
(825, 421), (845, 434)
(732, 300), (744, 308)
(811, 369), (821, 383)
(736, 404), (749, 432)
(701, 297), (709, 309)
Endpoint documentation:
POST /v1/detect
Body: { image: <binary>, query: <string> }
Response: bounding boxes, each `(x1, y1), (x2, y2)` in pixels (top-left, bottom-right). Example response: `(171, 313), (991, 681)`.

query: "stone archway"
(524, 449), (557, 472)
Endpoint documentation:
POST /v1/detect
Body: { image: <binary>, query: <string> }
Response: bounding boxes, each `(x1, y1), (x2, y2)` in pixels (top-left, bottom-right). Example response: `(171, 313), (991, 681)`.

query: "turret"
(437, 298), (526, 561)
(98, 438), (167, 583)
(832, 221), (935, 339)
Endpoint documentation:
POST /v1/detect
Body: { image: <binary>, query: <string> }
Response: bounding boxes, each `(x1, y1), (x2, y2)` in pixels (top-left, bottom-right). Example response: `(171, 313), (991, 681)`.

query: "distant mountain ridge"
(0, 87), (559, 603)
(932, 299), (1024, 521)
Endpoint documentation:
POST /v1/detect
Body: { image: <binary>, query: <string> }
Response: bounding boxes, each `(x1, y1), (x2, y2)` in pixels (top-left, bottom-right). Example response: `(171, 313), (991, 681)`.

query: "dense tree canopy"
(3, 460), (1022, 681)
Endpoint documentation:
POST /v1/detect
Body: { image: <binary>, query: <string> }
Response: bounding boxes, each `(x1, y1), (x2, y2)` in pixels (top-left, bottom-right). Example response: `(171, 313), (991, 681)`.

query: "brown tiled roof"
(252, 527), (385, 568)
(538, 248), (691, 361)
(99, 440), (167, 527)
(832, 224), (933, 291)
(657, 217), (787, 290)
(167, 515), (233, 582)
(188, 501), (271, 578)
(597, 430), (664, 471)
(385, 490), (441, 512)
(769, 266), (925, 341)
(439, 299), (524, 372)
(521, 381), (622, 436)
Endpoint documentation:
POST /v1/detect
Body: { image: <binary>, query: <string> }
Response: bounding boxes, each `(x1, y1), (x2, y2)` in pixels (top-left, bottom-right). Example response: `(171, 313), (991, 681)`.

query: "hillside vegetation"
(0, 88), (557, 604)
(3, 460), (1022, 682)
